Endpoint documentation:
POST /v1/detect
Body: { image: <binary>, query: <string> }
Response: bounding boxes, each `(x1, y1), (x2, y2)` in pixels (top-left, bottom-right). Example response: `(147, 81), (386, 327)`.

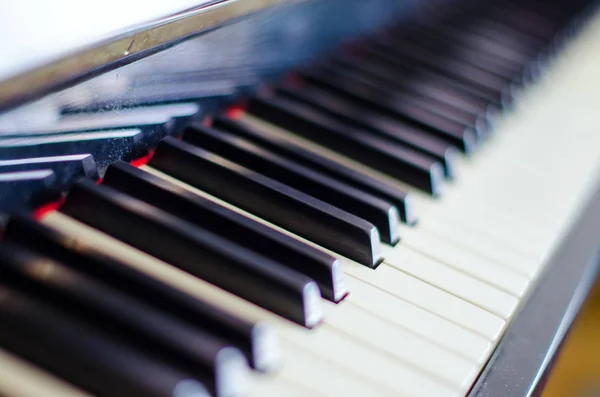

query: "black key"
(356, 47), (507, 106)
(432, 22), (536, 66)
(213, 116), (417, 224)
(0, 129), (146, 167)
(277, 85), (457, 178)
(183, 125), (400, 245)
(0, 169), (56, 212)
(3, 213), (278, 371)
(60, 179), (323, 327)
(315, 62), (487, 134)
(246, 96), (444, 195)
(0, 283), (210, 397)
(101, 161), (345, 302)
(299, 69), (477, 153)
(369, 38), (515, 95)
(0, 242), (246, 397)
(148, 137), (382, 268)
(329, 56), (498, 119)
(60, 102), (201, 137)
(0, 154), (98, 190)
(382, 34), (523, 81)
(365, 44), (518, 107)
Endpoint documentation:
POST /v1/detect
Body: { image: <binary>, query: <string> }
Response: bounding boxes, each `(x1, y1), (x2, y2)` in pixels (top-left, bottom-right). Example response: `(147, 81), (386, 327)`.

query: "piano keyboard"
(1, 0), (600, 396)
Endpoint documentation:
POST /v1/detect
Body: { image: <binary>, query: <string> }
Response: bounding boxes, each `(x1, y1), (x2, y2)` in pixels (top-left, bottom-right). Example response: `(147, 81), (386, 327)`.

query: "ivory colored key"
(399, 229), (530, 298)
(40, 212), (459, 397)
(320, 300), (480, 391)
(342, 277), (493, 363)
(344, 263), (506, 340)
(140, 165), (507, 340)
(0, 349), (91, 397)
(414, 216), (540, 277)
(383, 246), (518, 318)
(245, 373), (328, 397)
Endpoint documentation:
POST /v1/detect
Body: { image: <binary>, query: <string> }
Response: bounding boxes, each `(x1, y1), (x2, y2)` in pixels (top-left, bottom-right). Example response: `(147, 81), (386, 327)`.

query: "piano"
(0, 0), (599, 395)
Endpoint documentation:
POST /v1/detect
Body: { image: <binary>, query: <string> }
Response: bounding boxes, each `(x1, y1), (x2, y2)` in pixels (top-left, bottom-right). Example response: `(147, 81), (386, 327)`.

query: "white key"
(0, 349), (91, 397)
(322, 300), (480, 391)
(276, 344), (400, 397)
(41, 213), (457, 397)
(384, 246), (519, 319)
(399, 229), (530, 298)
(416, 215), (540, 277)
(246, 373), (327, 397)
(345, 263), (506, 340)
(343, 277), (493, 364)
(418, 198), (550, 256)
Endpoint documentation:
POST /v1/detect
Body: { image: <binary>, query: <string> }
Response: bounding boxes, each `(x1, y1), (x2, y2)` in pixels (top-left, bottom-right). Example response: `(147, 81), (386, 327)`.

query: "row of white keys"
(41, 212), (465, 397)
(0, 349), (90, 397)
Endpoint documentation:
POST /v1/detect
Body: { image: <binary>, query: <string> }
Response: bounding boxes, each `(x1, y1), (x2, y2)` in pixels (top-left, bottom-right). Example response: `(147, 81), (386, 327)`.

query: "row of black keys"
(0, 1), (593, 396)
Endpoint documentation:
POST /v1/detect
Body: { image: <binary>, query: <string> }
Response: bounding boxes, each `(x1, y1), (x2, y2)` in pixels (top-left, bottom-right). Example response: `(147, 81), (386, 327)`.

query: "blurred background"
(544, 281), (600, 397)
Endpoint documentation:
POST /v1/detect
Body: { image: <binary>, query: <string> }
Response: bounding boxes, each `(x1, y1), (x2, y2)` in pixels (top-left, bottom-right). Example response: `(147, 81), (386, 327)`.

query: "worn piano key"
(0, 284), (210, 397)
(0, 169), (56, 212)
(277, 85), (458, 177)
(0, 348), (92, 397)
(60, 179), (323, 327)
(245, 96), (444, 195)
(299, 68), (478, 152)
(100, 161), (345, 302)
(182, 125), (400, 244)
(3, 214), (279, 372)
(0, 242), (248, 397)
(313, 64), (487, 135)
(212, 116), (416, 224)
(0, 129), (145, 167)
(40, 212), (468, 396)
(0, 154), (98, 189)
(147, 137), (382, 268)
